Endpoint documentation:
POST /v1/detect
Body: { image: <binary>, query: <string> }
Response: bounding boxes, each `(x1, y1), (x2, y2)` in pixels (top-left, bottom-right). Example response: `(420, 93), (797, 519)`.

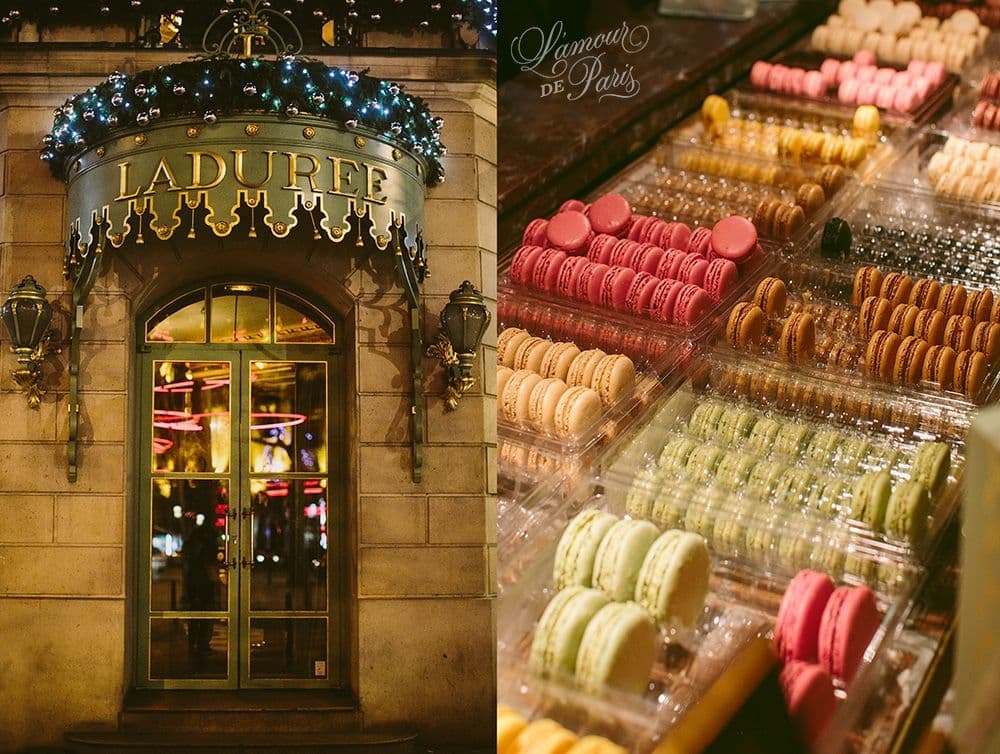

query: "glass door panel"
(150, 479), (230, 612)
(150, 618), (229, 679)
(153, 360), (232, 474)
(249, 361), (328, 474)
(249, 618), (328, 680)
(249, 479), (328, 612)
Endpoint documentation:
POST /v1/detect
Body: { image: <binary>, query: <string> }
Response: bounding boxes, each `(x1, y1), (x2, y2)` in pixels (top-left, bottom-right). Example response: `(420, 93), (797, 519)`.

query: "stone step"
(64, 730), (418, 754)
(118, 690), (362, 734)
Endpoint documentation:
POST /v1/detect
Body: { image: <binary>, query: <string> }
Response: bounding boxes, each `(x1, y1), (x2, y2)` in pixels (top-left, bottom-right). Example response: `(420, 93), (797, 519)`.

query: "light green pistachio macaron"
(553, 509), (618, 590)
(634, 529), (711, 626)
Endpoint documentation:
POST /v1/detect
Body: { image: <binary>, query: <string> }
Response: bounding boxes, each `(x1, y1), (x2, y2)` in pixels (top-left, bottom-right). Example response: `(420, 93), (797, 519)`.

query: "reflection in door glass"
(153, 361), (231, 473)
(250, 479), (328, 612)
(250, 362), (327, 474)
(210, 283), (270, 343)
(249, 618), (327, 680)
(150, 618), (228, 679)
(151, 479), (230, 612)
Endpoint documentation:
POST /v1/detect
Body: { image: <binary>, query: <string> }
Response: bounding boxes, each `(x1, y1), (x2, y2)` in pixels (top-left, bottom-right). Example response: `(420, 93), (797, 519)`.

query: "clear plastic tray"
(719, 255), (1000, 407)
(497, 469), (922, 753)
(667, 89), (905, 181)
(496, 322), (691, 497)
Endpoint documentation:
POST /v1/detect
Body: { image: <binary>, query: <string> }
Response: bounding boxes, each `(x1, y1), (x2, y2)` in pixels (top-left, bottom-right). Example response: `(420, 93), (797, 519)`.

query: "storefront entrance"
(135, 282), (344, 689)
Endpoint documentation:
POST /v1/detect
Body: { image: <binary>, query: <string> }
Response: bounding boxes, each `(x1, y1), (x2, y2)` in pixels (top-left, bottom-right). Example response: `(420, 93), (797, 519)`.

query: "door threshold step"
(66, 729), (417, 753)
(123, 689), (358, 713)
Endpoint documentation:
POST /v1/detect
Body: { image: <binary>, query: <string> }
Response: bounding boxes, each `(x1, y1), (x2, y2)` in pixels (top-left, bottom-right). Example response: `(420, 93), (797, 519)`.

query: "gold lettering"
(364, 164), (389, 205)
(143, 156), (182, 195)
(232, 149), (276, 188)
(115, 161), (141, 201)
(186, 151), (227, 190)
(327, 156), (360, 198)
(283, 152), (322, 192)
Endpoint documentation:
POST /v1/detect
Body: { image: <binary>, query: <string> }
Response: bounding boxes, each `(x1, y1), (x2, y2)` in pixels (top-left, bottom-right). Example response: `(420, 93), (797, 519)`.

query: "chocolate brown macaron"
(938, 284), (968, 318)
(909, 278), (941, 310)
(880, 272), (914, 308)
(944, 314), (975, 352)
(888, 303), (921, 338)
(752, 277), (788, 317)
(893, 335), (931, 386)
(726, 302), (766, 350)
(965, 288), (994, 323)
(779, 312), (816, 364)
(866, 330), (902, 381)
(923, 345), (958, 390)
(853, 266), (884, 307)
(859, 296), (893, 341)
(954, 350), (988, 400)
(914, 308), (946, 346)
(971, 321), (1000, 362)
(795, 182), (826, 214)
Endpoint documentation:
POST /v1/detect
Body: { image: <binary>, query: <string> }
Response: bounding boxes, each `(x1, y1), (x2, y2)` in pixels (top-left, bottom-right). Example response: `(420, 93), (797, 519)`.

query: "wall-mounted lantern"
(427, 280), (491, 410)
(1, 276), (62, 409)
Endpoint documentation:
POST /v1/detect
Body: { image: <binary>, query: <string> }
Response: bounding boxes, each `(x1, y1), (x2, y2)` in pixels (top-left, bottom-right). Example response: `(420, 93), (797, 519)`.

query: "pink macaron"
(803, 70), (826, 98)
(688, 226), (713, 257)
(558, 198), (587, 214)
(894, 87), (918, 113)
(874, 67), (896, 86)
(575, 261), (610, 303)
(624, 271), (660, 316)
(710, 215), (758, 262)
(673, 284), (712, 325)
(522, 219), (548, 247)
(820, 58), (841, 88)
(595, 265), (637, 311)
(837, 60), (859, 85)
(853, 49), (877, 67)
(703, 258), (739, 302)
(818, 585), (881, 683)
(876, 86), (896, 110)
(609, 238), (642, 269)
(509, 245), (544, 285)
(780, 662), (837, 746)
(588, 192), (633, 235)
(628, 214), (655, 242)
(912, 76), (933, 100)
(774, 570), (836, 664)
(838, 79), (860, 104)
(678, 254), (710, 287)
(857, 82), (879, 105)
(554, 255), (590, 300)
(648, 278), (684, 323)
(923, 61), (945, 88)
(854, 65), (877, 83)
(768, 64), (788, 91)
(531, 248), (568, 292)
(786, 67), (806, 95)
(664, 221), (693, 252)
(750, 60), (773, 89)
(633, 244), (666, 275)
(907, 60), (926, 77)
(546, 210), (592, 252)
(654, 248), (689, 281)
(587, 233), (618, 265)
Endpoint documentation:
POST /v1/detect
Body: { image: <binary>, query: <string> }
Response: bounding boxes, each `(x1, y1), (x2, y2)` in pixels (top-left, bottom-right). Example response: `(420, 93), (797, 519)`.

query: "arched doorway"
(135, 282), (345, 689)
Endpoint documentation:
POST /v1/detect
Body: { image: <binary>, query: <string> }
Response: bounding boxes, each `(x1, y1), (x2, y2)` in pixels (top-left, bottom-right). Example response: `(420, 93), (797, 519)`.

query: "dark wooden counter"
(498, 1), (833, 259)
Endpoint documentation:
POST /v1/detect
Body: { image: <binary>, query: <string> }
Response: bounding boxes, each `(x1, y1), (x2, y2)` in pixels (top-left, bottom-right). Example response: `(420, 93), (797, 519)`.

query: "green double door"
(136, 344), (342, 689)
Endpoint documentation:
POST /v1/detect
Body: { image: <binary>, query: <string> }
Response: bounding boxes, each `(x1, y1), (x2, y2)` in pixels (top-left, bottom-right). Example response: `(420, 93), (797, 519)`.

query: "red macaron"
(655, 249), (689, 281)
(673, 284), (713, 325)
(587, 234), (618, 265)
(703, 258), (739, 302)
(509, 245), (544, 285)
(623, 271), (660, 316)
(633, 244), (666, 275)
(531, 248), (568, 292)
(818, 585), (881, 683)
(688, 226), (713, 257)
(576, 262), (611, 303)
(780, 661), (837, 746)
(710, 215), (759, 262)
(588, 192), (633, 235)
(678, 255), (710, 287)
(554, 255), (590, 300)
(649, 278), (684, 323)
(522, 219), (548, 247)
(546, 210), (592, 252)
(775, 570), (835, 664)
(595, 265), (637, 311)
(558, 198), (587, 214)
(609, 239), (642, 269)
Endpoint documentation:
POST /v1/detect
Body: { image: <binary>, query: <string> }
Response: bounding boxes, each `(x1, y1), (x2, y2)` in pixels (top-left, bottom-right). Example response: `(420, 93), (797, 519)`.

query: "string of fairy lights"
(42, 56), (448, 185)
(0, 0), (496, 45)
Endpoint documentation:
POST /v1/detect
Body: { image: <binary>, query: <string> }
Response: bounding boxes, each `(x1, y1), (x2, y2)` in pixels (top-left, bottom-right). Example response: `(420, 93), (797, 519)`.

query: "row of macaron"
(928, 139), (1000, 201)
(812, 2), (985, 71)
(630, 425), (942, 546)
(497, 329), (637, 407)
(708, 358), (966, 440)
(497, 708), (626, 754)
(750, 55), (944, 113)
(774, 570), (883, 744)
(675, 150), (851, 197)
(497, 297), (679, 366)
(850, 265), (1000, 319)
(701, 117), (874, 169)
(919, 3), (1000, 28)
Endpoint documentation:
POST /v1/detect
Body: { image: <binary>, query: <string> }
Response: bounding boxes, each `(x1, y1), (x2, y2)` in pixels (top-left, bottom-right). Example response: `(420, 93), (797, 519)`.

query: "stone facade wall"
(0, 50), (495, 751)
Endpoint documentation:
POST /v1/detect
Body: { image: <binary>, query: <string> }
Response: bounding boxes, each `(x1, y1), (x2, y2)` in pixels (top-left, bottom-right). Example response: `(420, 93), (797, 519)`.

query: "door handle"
(227, 557), (238, 570)
(241, 556), (253, 569)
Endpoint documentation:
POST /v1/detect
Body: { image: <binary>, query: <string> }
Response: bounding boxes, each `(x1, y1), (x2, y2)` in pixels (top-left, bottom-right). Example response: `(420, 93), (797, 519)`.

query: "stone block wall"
(0, 50), (495, 750)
